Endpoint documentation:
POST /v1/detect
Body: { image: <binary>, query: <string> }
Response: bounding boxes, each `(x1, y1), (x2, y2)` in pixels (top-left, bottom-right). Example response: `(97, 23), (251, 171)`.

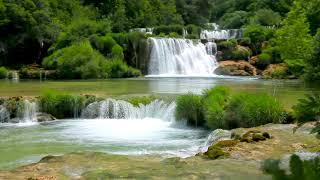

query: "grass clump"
(175, 93), (204, 127)
(0, 67), (8, 79)
(175, 86), (286, 130)
(105, 59), (141, 78)
(39, 90), (87, 119)
(202, 86), (230, 129)
(225, 93), (285, 128)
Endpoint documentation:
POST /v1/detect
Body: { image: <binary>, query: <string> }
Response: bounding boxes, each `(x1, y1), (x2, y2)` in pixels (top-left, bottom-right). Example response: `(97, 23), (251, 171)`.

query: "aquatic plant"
(175, 93), (204, 127)
(39, 90), (87, 119)
(202, 86), (230, 129)
(225, 93), (285, 128)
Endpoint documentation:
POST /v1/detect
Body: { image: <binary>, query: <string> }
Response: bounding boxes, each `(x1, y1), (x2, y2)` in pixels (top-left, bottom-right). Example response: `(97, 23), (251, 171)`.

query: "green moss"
(205, 146), (230, 160)
(213, 140), (239, 148)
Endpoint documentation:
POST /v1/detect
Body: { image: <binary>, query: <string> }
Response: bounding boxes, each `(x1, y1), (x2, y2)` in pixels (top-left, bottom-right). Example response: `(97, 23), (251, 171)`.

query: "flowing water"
(0, 77), (319, 170)
(148, 38), (218, 76)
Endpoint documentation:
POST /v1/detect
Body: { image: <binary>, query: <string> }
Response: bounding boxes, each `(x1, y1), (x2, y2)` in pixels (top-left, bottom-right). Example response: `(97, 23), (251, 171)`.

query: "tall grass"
(39, 90), (86, 119)
(175, 93), (204, 127)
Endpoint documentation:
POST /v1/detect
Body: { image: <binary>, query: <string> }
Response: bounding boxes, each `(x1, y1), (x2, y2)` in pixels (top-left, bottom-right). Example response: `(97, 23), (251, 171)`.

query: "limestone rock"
(36, 113), (56, 122)
(214, 60), (257, 76)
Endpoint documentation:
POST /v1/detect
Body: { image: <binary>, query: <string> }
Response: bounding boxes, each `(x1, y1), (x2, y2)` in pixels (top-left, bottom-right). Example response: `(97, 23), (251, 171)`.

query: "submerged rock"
(214, 60), (257, 76)
(36, 113), (56, 122)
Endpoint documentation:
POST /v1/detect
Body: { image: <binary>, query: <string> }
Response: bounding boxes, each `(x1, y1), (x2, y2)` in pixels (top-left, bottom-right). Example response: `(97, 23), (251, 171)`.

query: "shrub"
(39, 90), (86, 119)
(168, 32), (180, 38)
(262, 64), (290, 79)
(111, 44), (124, 59)
(104, 59), (141, 78)
(153, 25), (184, 35)
(218, 39), (238, 50)
(225, 93), (285, 128)
(263, 155), (320, 180)
(127, 96), (157, 107)
(293, 93), (320, 123)
(175, 93), (204, 127)
(230, 46), (251, 60)
(43, 41), (108, 79)
(0, 67), (8, 79)
(202, 86), (230, 129)
(257, 53), (272, 69)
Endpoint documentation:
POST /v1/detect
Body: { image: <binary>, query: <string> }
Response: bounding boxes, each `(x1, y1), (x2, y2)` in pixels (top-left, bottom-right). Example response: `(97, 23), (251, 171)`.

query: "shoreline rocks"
(214, 60), (257, 76)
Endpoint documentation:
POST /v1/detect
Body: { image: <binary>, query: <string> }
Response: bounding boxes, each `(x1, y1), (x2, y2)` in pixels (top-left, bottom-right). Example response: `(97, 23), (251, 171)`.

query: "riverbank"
(0, 123), (318, 179)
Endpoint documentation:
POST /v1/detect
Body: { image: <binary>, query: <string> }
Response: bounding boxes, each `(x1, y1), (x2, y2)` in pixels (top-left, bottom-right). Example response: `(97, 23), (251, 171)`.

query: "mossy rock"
(240, 130), (271, 143)
(252, 133), (266, 141)
(204, 146), (230, 160)
(213, 140), (239, 148)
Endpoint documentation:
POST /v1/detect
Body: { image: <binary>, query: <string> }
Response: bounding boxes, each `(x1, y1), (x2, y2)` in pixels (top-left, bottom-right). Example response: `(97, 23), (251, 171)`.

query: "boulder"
(262, 63), (290, 79)
(240, 130), (271, 143)
(214, 60), (257, 76)
(249, 56), (258, 66)
(36, 113), (56, 122)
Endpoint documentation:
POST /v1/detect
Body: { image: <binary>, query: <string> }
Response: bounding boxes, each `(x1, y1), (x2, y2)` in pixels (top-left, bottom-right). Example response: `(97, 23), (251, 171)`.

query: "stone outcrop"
(214, 60), (257, 76)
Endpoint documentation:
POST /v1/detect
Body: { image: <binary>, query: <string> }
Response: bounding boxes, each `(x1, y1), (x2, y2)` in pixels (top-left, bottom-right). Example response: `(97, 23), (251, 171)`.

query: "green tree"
(305, 29), (320, 82)
(275, 1), (314, 76)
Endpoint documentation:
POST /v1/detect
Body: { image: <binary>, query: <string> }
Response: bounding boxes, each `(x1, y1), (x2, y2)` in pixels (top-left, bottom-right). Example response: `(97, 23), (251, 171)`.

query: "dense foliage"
(175, 86), (285, 130)
(0, 0), (320, 80)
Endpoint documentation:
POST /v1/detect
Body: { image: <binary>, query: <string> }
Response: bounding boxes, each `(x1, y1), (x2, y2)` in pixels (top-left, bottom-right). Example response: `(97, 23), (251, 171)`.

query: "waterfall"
(205, 42), (217, 56)
(82, 99), (176, 122)
(19, 100), (38, 123)
(200, 29), (243, 40)
(148, 38), (218, 76)
(0, 105), (10, 123)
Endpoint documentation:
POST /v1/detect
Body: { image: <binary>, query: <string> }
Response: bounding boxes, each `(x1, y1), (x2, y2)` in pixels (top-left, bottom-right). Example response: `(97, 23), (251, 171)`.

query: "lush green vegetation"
(176, 86), (286, 130)
(0, 67), (8, 79)
(39, 90), (93, 118)
(0, 0), (320, 80)
(126, 96), (157, 107)
(175, 93), (204, 127)
(293, 93), (320, 135)
(263, 154), (320, 180)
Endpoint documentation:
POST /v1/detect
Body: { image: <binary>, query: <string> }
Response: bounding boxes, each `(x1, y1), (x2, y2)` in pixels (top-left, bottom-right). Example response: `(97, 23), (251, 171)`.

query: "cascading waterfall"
(0, 105), (10, 123)
(19, 100), (38, 123)
(200, 23), (243, 40)
(205, 42), (218, 56)
(148, 38), (218, 75)
(82, 99), (176, 122)
(200, 29), (243, 40)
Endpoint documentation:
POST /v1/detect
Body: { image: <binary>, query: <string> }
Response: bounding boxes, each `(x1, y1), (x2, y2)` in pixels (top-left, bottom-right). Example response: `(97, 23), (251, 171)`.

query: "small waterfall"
(82, 99), (176, 122)
(205, 42), (218, 56)
(0, 105), (10, 123)
(148, 38), (218, 75)
(201, 129), (232, 152)
(130, 28), (154, 35)
(19, 100), (38, 123)
(11, 71), (19, 82)
(200, 23), (243, 40)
